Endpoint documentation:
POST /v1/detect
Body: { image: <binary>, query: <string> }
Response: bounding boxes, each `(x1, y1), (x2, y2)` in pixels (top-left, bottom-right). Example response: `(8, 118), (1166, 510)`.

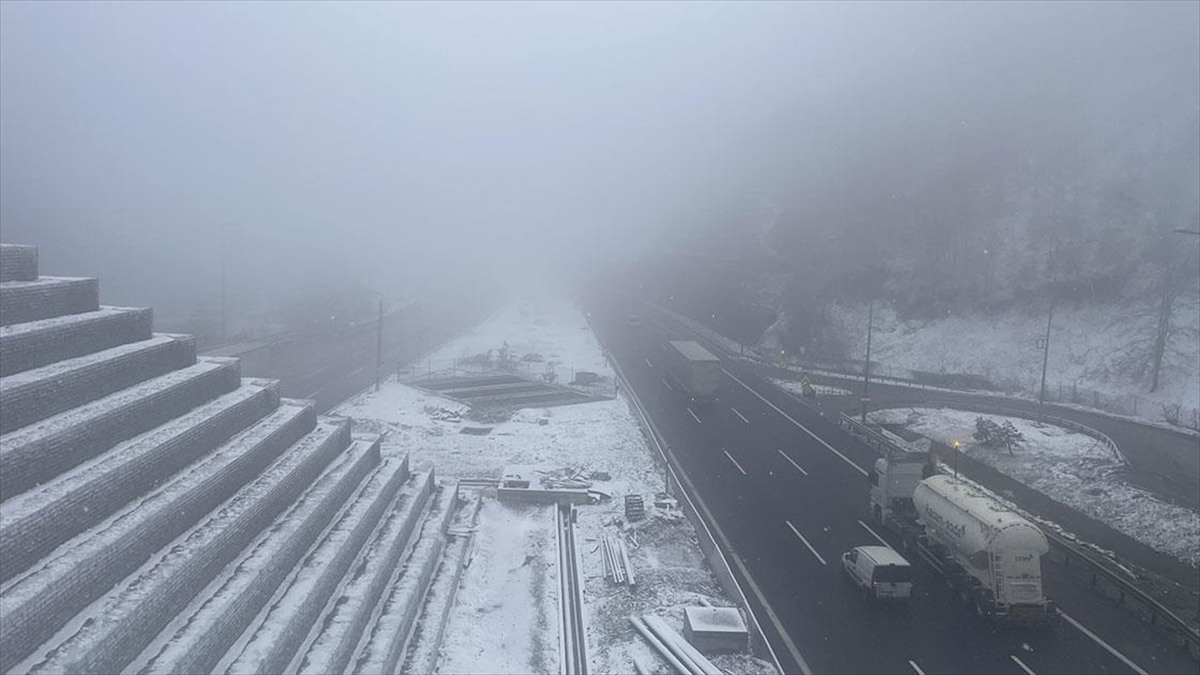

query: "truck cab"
(869, 455), (930, 525)
(842, 546), (914, 602)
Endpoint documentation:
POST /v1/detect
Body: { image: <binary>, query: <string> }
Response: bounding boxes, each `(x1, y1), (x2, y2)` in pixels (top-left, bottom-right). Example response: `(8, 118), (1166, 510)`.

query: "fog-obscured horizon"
(2, 1), (1196, 326)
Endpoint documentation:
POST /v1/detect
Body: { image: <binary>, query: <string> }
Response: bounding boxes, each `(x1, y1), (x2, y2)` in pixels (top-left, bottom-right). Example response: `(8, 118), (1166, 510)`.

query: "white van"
(841, 545), (913, 603)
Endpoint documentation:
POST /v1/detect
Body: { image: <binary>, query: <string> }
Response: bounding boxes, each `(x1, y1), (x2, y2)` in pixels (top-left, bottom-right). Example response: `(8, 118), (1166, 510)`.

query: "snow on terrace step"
(136, 436), (383, 675)
(0, 277), (99, 327)
(0, 244), (38, 282)
(0, 379), (280, 584)
(0, 306), (153, 377)
(0, 356), (241, 499)
(402, 486), (484, 675)
(296, 470), (436, 675)
(352, 480), (459, 675)
(220, 450), (408, 675)
(19, 415), (351, 675)
(0, 333), (197, 435)
(0, 399), (318, 674)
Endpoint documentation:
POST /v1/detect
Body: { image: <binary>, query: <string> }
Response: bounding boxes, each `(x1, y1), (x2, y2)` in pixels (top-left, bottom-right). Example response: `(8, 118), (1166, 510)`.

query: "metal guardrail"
(646, 298), (1199, 661)
(589, 309), (793, 675)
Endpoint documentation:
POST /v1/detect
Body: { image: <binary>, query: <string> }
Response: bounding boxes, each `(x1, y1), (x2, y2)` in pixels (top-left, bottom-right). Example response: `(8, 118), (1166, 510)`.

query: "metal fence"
(399, 356), (616, 399)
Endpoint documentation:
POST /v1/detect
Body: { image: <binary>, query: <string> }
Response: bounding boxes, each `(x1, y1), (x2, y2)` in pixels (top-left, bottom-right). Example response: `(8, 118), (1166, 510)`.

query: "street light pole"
(220, 224), (227, 344)
(1038, 297), (1054, 408)
(861, 298), (874, 424)
(375, 296), (384, 392)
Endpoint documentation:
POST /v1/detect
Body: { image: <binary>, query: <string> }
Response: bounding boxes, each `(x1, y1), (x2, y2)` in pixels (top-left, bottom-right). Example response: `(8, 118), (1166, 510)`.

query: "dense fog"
(2, 2), (1196, 328)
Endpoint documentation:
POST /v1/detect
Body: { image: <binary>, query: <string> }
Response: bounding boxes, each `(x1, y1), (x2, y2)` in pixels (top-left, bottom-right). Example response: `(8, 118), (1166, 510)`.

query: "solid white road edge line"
(723, 369), (867, 477)
(785, 520), (828, 566)
(1057, 609), (1148, 675)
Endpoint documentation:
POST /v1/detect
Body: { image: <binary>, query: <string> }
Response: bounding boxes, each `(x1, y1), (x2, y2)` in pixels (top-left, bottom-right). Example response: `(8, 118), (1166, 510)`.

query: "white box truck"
(869, 451), (1055, 625)
(664, 340), (721, 404)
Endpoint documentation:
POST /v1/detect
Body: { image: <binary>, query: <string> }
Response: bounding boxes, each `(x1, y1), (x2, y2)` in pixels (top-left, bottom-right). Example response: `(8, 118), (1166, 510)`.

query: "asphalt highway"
(585, 289), (1196, 675)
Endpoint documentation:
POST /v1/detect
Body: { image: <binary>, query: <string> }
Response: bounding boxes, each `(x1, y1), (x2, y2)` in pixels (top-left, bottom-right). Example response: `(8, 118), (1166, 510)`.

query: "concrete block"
(0, 357), (240, 499)
(0, 306), (153, 377)
(21, 414), (348, 675)
(0, 333), (196, 435)
(0, 400), (316, 673)
(0, 380), (279, 583)
(0, 277), (99, 326)
(683, 606), (749, 653)
(0, 244), (37, 282)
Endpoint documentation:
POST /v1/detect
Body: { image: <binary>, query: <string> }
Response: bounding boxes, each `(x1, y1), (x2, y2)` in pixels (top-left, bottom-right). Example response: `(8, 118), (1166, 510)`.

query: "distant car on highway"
(842, 545), (913, 603)
(627, 314), (643, 327)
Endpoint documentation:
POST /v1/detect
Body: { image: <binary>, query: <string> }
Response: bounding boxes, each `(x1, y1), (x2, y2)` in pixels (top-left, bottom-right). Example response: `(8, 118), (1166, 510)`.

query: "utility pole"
(861, 298), (874, 424)
(375, 296), (384, 392)
(220, 224), (227, 344)
(1038, 298), (1054, 407)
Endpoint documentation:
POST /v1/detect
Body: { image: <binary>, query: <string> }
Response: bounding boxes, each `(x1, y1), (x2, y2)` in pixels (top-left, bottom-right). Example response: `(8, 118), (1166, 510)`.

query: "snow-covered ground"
(335, 296), (774, 674)
(830, 301), (1200, 425)
(769, 377), (853, 397)
(868, 407), (1200, 567)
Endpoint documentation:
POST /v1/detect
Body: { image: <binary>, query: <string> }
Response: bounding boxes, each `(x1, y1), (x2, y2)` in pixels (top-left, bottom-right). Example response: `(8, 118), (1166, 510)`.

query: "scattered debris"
(625, 494), (646, 521)
(460, 426), (493, 436)
(425, 406), (463, 422)
(601, 532), (636, 586)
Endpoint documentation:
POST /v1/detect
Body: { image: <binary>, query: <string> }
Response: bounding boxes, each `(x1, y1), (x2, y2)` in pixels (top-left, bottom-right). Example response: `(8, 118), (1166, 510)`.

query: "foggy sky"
(1, 1), (1196, 319)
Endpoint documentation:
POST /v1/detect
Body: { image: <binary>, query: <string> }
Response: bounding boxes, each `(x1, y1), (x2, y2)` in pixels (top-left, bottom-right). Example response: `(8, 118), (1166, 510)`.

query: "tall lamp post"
(1037, 298), (1054, 408)
(375, 295), (384, 392)
(861, 299), (874, 424)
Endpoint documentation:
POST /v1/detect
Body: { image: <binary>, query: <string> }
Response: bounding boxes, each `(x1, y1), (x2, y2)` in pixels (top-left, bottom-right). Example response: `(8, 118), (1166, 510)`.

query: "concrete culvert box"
(683, 606), (748, 652)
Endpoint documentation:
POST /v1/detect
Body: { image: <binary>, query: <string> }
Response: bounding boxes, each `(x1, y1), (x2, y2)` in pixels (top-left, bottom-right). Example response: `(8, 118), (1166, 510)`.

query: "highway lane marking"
(777, 450), (808, 476)
(644, 358), (654, 368)
(730, 407), (751, 424)
(723, 450), (747, 476)
(1009, 655), (1035, 675)
(661, 378), (675, 391)
(1057, 610), (1148, 675)
(722, 368), (868, 477)
(604, 330), (812, 675)
(785, 520), (828, 566)
(908, 661), (925, 675)
(687, 407), (702, 424)
(857, 520), (892, 548)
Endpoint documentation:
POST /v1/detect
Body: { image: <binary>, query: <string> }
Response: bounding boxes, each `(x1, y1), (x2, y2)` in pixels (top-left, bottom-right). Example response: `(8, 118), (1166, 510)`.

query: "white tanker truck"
(869, 450), (1055, 625)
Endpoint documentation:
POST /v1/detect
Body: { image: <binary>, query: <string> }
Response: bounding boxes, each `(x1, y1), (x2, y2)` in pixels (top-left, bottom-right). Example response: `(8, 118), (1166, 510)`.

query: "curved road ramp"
(0, 243), (462, 674)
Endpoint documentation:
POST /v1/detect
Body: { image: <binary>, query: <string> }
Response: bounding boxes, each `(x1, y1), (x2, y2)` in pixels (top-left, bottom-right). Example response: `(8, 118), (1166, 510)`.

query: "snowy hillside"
(827, 300), (1200, 424)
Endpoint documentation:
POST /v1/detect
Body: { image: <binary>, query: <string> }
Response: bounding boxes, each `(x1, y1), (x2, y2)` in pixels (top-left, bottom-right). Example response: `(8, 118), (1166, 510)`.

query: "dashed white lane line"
(857, 520), (892, 548)
(1010, 654), (1036, 675)
(724, 449), (744, 475)
(723, 368), (867, 477)
(777, 450), (808, 476)
(662, 378), (674, 391)
(908, 661), (926, 675)
(687, 408), (702, 424)
(1057, 610), (1148, 675)
(644, 358), (654, 368)
(785, 520), (828, 566)
(730, 407), (751, 424)
(723, 450), (747, 476)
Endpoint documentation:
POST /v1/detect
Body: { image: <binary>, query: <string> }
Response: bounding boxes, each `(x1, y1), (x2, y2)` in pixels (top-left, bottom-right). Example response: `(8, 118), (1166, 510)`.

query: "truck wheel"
(975, 596), (992, 618)
(959, 587), (973, 607)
